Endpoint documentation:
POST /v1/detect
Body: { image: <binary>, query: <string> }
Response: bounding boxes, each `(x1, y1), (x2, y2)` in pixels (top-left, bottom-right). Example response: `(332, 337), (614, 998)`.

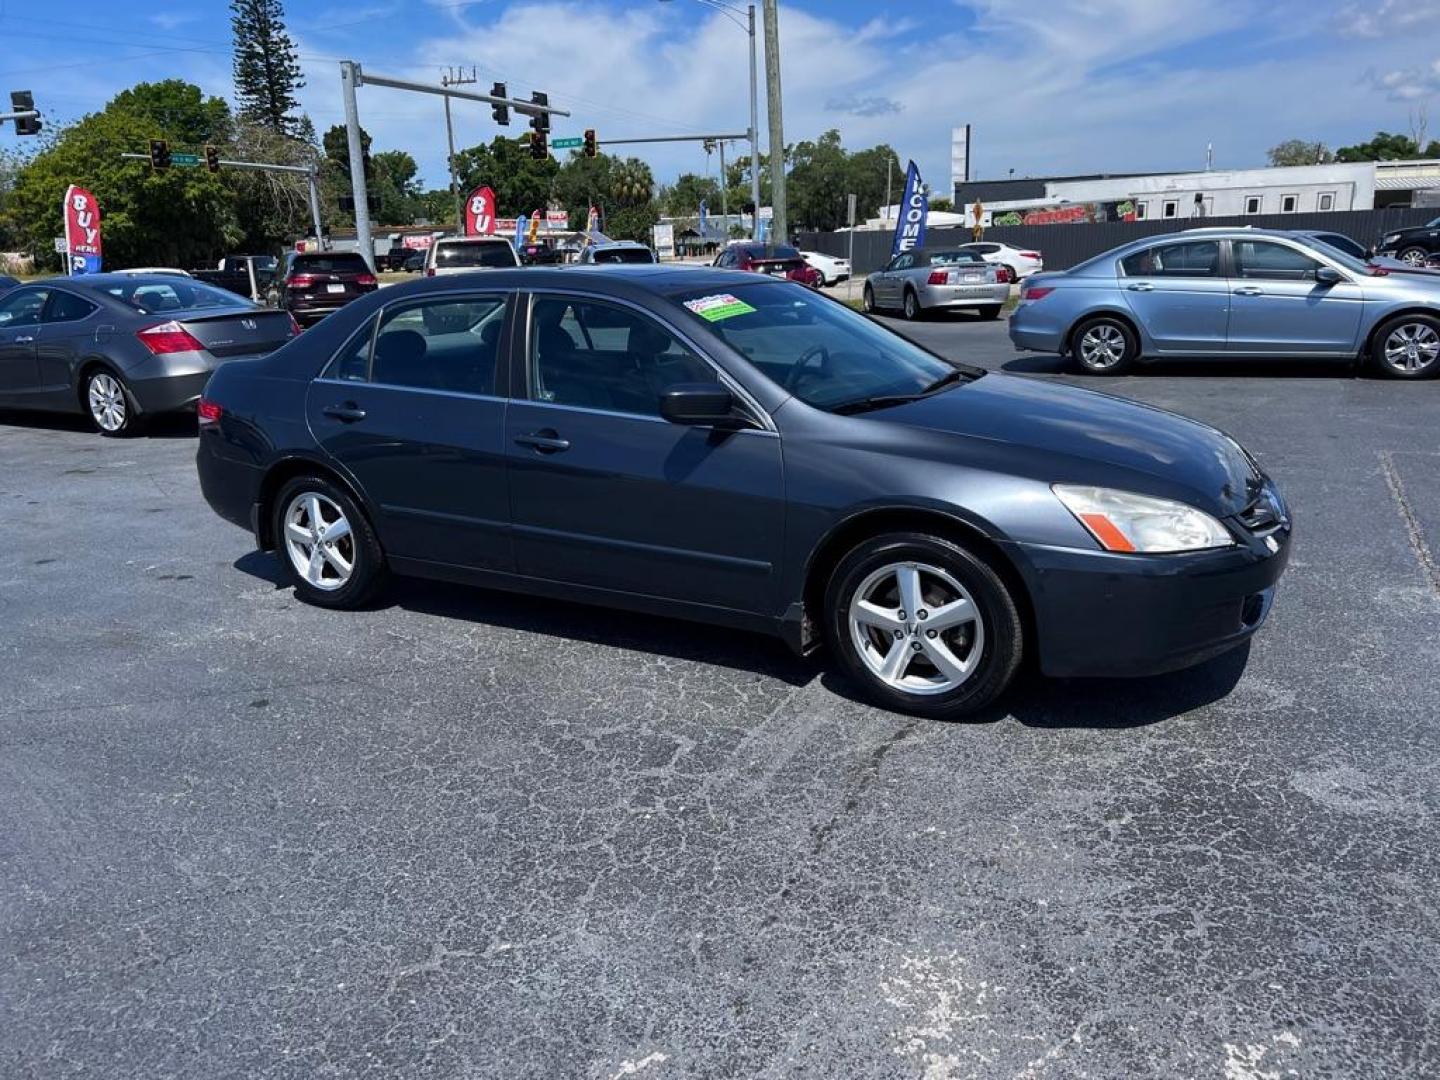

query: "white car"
(424, 236), (521, 276)
(114, 267), (192, 277)
(958, 241), (1043, 280)
(800, 250), (851, 286)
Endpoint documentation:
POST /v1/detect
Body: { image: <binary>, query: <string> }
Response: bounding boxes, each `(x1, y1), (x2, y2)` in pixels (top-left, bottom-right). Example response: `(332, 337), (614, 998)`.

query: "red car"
(714, 243), (823, 288)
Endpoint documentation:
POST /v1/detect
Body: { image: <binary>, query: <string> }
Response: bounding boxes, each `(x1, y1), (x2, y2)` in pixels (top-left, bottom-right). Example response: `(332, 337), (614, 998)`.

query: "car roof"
(591, 240), (647, 248)
(375, 264), (790, 302)
(434, 235), (512, 243)
(31, 272), (218, 288)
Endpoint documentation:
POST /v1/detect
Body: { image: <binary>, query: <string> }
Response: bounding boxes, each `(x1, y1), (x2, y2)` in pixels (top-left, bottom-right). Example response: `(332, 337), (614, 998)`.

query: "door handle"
(321, 403), (367, 422)
(1234, 286), (1263, 296)
(1126, 283), (1154, 292)
(14, 334), (34, 342)
(514, 430), (570, 454)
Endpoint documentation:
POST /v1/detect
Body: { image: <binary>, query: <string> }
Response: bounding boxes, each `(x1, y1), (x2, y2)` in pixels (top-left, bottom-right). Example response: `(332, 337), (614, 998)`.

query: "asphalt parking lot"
(3, 317), (1439, 1079)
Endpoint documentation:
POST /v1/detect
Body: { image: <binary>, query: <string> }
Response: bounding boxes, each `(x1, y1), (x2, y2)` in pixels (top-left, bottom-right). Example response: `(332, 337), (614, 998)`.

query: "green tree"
(109, 80), (232, 146)
(1335, 130), (1440, 162)
(1267, 139), (1333, 167)
(660, 172), (721, 216)
(4, 91), (242, 268)
(452, 135), (558, 218)
(929, 196), (954, 213)
(787, 130), (851, 231)
(371, 150), (420, 224)
(416, 188), (455, 226)
(552, 152), (614, 228)
(228, 117), (318, 251)
(842, 143), (900, 223)
(231, 0), (305, 137)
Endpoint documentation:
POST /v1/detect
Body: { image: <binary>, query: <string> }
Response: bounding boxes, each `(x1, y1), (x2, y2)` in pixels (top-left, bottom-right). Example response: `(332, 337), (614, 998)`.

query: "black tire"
(1070, 315), (1139, 375)
(902, 288), (922, 321)
(270, 474), (387, 609)
(1398, 246), (1429, 268)
(82, 366), (141, 437)
(824, 532), (1024, 720)
(978, 305), (1002, 321)
(1368, 312), (1440, 379)
(862, 284), (876, 314)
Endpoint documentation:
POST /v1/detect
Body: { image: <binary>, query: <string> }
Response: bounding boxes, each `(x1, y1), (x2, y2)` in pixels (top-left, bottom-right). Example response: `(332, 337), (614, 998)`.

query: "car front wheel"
(1398, 246), (1429, 267)
(1071, 316), (1138, 375)
(1371, 313), (1440, 379)
(272, 475), (387, 609)
(862, 284), (876, 313)
(824, 533), (1023, 720)
(978, 305), (1002, 320)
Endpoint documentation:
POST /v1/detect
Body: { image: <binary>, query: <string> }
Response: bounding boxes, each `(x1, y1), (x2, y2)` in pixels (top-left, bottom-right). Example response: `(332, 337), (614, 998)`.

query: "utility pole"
(718, 140), (729, 234)
(746, 3), (761, 239)
(762, 0), (786, 243)
(340, 61), (374, 272)
(442, 66), (477, 232)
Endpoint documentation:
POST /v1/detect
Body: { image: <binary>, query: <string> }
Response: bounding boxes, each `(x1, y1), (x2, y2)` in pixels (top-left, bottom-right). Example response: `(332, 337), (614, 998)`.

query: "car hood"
(869, 373), (1261, 517)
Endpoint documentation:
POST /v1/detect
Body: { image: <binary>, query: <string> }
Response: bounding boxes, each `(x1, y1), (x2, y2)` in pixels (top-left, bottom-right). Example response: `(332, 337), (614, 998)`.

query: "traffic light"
(529, 91), (550, 135)
(10, 91), (39, 136)
(148, 138), (171, 170)
(491, 81), (509, 126)
(528, 130), (548, 161)
(204, 145), (221, 173)
(583, 128), (598, 158)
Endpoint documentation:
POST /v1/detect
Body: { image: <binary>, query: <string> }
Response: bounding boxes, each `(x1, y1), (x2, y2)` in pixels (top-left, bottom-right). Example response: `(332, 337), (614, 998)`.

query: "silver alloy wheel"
(1399, 248), (1428, 267)
(1384, 321), (1440, 373)
(848, 560), (985, 696)
(87, 372), (127, 432)
(1078, 323), (1128, 369)
(282, 491), (355, 592)
(904, 290), (919, 318)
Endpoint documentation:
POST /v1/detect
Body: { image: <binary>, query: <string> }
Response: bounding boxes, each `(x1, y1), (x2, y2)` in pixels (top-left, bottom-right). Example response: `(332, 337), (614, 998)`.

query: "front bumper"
(1004, 521), (1291, 678)
(917, 281), (1009, 309)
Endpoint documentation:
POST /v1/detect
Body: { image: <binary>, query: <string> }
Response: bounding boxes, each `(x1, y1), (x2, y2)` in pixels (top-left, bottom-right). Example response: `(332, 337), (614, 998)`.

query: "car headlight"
(1052, 484), (1234, 553)
(1382, 233), (1401, 245)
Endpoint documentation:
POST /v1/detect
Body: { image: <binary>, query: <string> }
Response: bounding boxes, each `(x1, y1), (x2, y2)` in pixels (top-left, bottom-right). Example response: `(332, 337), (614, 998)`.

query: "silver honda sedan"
(1008, 227), (1440, 378)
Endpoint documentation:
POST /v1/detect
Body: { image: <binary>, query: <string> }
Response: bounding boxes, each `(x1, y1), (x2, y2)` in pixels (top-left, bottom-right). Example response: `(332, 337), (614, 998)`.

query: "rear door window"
(43, 290), (98, 323)
(333, 297), (507, 395)
(1120, 241), (1220, 278)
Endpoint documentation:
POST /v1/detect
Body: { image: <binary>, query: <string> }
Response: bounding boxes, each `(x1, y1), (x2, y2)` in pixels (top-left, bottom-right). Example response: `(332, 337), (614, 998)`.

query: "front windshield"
(669, 281), (964, 411)
(1294, 236), (1372, 274)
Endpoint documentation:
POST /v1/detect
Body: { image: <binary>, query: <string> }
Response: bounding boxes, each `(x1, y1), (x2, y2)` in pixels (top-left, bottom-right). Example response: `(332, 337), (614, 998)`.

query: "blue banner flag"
(891, 160), (928, 257)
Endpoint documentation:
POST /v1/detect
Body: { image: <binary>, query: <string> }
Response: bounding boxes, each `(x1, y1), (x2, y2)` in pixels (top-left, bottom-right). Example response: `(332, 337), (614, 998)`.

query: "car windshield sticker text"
(684, 294), (756, 322)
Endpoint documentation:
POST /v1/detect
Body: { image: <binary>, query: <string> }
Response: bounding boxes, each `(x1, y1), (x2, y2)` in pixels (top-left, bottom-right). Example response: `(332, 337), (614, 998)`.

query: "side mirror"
(1315, 266), (1343, 285)
(659, 383), (736, 426)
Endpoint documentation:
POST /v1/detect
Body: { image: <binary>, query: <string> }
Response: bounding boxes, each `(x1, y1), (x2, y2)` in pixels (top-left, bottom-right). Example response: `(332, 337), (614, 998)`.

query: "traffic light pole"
(339, 60), (570, 268)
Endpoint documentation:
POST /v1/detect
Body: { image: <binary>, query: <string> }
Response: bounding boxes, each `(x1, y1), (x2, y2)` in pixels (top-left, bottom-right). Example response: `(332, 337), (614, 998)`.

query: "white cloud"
(1367, 59), (1440, 102)
(1336, 0), (1440, 37)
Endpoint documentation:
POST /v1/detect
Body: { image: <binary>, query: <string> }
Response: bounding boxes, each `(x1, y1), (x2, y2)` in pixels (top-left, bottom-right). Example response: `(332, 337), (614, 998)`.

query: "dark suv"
(1375, 216), (1440, 266)
(278, 252), (378, 327)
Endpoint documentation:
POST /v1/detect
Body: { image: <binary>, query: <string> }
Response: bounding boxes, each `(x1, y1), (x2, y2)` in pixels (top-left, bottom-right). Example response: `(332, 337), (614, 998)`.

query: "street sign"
(550, 136), (582, 149)
(170, 152), (201, 167)
(52, 236), (66, 253)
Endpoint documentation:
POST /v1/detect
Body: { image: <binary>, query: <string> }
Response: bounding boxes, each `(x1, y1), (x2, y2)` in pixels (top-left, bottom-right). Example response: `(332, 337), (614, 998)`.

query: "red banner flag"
(465, 186), (496, 235)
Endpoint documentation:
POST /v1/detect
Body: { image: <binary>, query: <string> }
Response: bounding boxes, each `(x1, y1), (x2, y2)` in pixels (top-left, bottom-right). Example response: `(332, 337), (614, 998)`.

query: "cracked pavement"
(2, 320), (1439, 1078)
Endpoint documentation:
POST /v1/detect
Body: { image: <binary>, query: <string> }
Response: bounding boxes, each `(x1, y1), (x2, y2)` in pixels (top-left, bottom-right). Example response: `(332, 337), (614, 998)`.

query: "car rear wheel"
(1072, 316), (1138, 375)
(978, 305), (1002, 320)
(1371, 313), (1440, 379)
(272, 475), (387, 609)
(824, 533), (1023, 720)
(902, 288), (921, 320)
(1398, 246), (1429, 267)
(862, 284), (876, 313)
(84, 369), (138, 437)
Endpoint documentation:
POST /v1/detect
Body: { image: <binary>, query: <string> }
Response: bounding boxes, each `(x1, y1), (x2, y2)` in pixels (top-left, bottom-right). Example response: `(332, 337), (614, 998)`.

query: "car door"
(36, 288), (100, 403)
(504, 292), (785, 615)
(1224, 239), (1365, 355)
(0, 287), (49, 399)
(1117, 240), (1230, 353)
(305, 292), (515, 571)
(879, 254), (913, 304)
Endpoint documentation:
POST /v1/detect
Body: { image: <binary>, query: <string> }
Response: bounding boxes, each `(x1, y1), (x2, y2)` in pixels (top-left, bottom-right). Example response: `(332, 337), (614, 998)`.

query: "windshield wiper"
(829, 368), (971, 415)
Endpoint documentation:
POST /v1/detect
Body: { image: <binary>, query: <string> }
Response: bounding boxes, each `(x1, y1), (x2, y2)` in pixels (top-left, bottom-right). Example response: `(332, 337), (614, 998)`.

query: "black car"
(196, 267), (1291, 719)
(0, 274), (21, 293)
(0, 274), (296, 435)
(277, 251), (379, 327)
(1375, 216), (1440, 266)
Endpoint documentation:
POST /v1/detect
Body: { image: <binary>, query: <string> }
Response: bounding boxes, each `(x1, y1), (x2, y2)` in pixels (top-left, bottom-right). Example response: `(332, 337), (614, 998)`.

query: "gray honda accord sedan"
(0, 273), (297, 435)
(197, 267), (1291, 719)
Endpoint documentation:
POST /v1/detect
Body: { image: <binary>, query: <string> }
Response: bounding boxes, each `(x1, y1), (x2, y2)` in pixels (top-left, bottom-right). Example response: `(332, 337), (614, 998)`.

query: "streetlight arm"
(659, 0), (749, 31)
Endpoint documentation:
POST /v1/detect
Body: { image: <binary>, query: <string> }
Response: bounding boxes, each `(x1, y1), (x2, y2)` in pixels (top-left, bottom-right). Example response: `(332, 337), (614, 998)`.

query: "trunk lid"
(178, 308), (296, 357)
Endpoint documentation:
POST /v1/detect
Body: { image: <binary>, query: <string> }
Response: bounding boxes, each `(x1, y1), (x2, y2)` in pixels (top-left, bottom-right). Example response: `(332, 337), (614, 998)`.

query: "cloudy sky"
(7, 0), (1440, 193)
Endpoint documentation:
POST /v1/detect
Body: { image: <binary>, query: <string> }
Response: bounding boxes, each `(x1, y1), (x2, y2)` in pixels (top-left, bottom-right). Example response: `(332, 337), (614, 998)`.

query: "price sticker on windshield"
(684, 294), (756, 322)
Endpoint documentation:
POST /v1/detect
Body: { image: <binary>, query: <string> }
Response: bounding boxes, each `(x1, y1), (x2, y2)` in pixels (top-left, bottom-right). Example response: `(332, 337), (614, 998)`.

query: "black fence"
(799, 207), (1437, 277)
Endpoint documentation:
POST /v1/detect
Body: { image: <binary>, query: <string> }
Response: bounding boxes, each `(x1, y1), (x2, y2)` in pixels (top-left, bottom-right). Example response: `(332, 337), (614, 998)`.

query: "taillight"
(1020, 252), (1041, 259)
(288, 312), (303, 335)
(197, 398), (223, 426)
(289, 273), (317, 287)
(355, 273), (377, 286)
(1022, 285), (1055, 301)
(137, 320), (204, 354)
(928, 270), (950, 285)
(995, 266), (1011, 284)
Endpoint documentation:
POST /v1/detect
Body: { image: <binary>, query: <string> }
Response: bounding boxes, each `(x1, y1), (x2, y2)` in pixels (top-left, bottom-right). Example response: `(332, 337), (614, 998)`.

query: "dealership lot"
(3, 320), (1439, 1078)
